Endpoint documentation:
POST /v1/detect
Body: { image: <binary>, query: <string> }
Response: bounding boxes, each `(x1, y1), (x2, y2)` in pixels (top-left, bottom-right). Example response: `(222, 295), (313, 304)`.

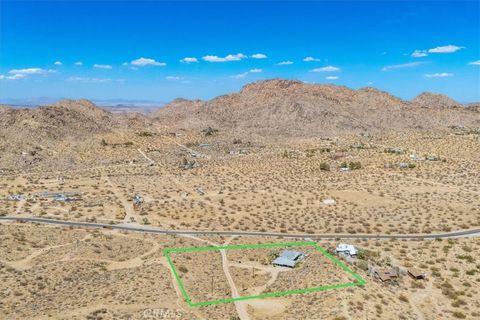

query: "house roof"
(272, 250), (305, 267)
(408, 268), (426, 278)
(376, 268), (397, 281)
(272, 256), (297, 267)
(279, 250), (303, 261)
(336, 244), (358, 255)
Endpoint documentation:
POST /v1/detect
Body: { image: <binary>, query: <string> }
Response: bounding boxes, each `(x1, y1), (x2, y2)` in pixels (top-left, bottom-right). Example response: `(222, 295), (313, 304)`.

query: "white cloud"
(231, 72), (249, 79)
(180, 57), (198, 64)
(67, 77), (112, 83)
(6, 68), (56, 80)
(310, 66), (340, 72)
(94, 64), (112, 69)
(74, 61), (83, 66)
(303, 56), (320, 62)
(165, 76), (185, 80)
(9, 68), (55, 75)
(131, 57), (166, 67)
(202, 53), (246, 62)
(469, 60), (480, 65)
(411, 50), (428, 58)
(411, 45), (464, 58)
(251, 53), (267, 59)
(381, 62), (423, 71)
(425, 72), (453, 78)
(428, 45), (464, 53)
(325, 76), (339, 80)
(277, 61), (294, 65)
(0, 75), (4, 80)
(6, 74), (27, 80)
(54, 61), (63, 65)
(231, 68), (263, 79)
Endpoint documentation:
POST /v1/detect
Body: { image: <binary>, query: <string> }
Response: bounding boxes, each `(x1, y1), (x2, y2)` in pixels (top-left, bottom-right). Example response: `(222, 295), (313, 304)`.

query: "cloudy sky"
(0, 0), (479, 104)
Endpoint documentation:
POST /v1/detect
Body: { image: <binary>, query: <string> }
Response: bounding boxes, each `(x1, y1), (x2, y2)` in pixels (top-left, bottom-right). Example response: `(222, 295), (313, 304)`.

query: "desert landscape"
(0, 79), (479, 319)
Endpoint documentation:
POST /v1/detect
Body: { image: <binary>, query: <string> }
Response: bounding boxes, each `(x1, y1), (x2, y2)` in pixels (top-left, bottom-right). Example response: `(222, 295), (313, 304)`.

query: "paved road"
(1, 216), (479, 239)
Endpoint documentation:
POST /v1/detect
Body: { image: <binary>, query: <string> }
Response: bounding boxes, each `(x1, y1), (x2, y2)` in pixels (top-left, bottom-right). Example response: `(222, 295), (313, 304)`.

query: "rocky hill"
(0, 99), (118, 140)
(153, 79), (479, 136)
(412, 92), (461, 108)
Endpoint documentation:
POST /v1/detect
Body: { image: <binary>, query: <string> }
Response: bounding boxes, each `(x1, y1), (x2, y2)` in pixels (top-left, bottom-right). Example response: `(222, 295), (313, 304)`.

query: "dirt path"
(3, 233), (91, 271)
(409, 280), (434, 320)
(14, 199), (26, 214)
(220, 236), (251, 320)
(179, 235), (250, 320)
(156, 127), (210, 159)
(103, 174), (138, 224)
(137, 148), (155, 166)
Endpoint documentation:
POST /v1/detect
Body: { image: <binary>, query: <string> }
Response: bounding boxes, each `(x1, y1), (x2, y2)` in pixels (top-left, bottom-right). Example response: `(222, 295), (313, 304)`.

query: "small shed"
(375, 268), (398, 282)
(408, 268), (427, 280)
(272, 250), (306, 268)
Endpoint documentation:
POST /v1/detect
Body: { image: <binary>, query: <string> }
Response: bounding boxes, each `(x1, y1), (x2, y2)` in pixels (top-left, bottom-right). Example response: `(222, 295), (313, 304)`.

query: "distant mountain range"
(152, 79), (479, 136)
(1, 79), (479, 141)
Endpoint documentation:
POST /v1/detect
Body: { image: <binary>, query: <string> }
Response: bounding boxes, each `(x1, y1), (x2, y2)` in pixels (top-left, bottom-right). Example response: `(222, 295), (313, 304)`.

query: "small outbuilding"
(375, 268), (398, 282)
(408, 268), (427, 280)
(336, 244), (358, 256)
(323, 198), (336, 205)
(272, 250), (306, 268)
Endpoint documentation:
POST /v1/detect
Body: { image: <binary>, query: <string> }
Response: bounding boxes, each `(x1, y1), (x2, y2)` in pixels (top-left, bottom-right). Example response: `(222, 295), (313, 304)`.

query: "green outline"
(163, 241), (366, 307)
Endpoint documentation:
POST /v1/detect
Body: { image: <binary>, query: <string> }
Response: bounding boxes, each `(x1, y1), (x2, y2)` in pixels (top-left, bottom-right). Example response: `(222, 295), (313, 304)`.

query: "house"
(272, 250), (306, 268)
(408, 268), (427, 280)
(133, 194), (144, 205)
(340, 167), (350, 172)
(336, 244), (358, 256)
(427, 155), (439, 161)
(409, 154), (425, 161)
(8, 194), (24, 201)
(375, 268), (398, 282)
(323, 198), (336, 205)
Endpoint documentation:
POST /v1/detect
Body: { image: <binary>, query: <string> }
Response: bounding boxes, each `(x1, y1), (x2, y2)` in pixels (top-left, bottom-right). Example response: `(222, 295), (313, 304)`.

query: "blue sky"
(0, 0), (479, 104)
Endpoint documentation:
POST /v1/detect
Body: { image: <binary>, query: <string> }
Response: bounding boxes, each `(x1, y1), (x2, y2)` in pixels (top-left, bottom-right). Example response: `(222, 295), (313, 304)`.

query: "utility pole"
(252, 266), (255, 278)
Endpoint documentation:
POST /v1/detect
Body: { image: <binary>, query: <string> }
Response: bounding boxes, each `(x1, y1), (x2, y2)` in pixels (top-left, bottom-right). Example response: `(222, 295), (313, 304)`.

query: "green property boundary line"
(163, 241), (366, 307)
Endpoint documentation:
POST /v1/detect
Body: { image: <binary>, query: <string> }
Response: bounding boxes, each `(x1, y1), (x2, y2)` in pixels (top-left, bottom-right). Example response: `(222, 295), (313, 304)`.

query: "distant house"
(409, 154), (425, 161)
(375, 268), (398, 282)
(8, 194), (24, 201)
(272, 250), (306, 268)
(427, 155), (440, 161)
(336, 244), (358, 256)
(408, 268), (427, 280)
(133, 194), (144, 205)
(340, 167), (350, 172)
(323, 198), (336, 205)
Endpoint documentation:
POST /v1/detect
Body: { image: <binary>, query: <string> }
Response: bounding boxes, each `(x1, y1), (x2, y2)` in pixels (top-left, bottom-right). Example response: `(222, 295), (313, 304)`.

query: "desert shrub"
(349, 161), (362, 170)
(320, 162), (330, 171)
(137, 131), (154, 137)
(202, 127), (218, 136)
